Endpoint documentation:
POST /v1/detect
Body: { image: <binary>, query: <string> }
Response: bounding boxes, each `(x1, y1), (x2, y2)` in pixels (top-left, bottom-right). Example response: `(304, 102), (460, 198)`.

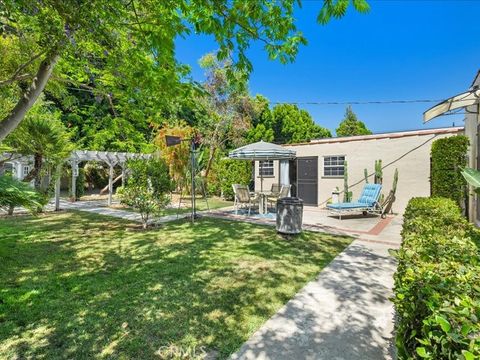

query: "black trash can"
(276, 197), (304, 235)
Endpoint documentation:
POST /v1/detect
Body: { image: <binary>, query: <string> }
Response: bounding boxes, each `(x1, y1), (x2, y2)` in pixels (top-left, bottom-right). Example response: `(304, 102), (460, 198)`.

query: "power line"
(269, 99), (444, 105)
(64, 85), (474, 109)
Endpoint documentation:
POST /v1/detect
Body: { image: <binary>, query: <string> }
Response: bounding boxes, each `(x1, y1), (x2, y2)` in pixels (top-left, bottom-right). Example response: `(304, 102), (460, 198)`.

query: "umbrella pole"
(260, 161), (263, 192)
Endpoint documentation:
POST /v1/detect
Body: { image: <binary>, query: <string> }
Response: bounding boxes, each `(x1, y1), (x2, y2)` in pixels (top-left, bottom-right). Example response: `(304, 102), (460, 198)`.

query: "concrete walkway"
(230, 217), (402, 360)
(56, 199), (191, 224)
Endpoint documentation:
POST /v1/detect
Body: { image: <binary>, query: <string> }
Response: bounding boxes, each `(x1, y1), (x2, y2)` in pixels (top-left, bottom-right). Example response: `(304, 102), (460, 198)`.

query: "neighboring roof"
(229, 140), (296, 160)
(285, 127), (464, 147)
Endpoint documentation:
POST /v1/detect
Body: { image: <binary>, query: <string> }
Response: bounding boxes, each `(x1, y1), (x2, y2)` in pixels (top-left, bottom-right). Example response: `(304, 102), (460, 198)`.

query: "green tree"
(0, 0), (369, 141)
(246, 95), (275, 143)
(246, 99), (331, 144)
(5, 100), (72, 191)
(197, 53), (252, 179)
(336, 106), (372, 137)
(271, 104), (331, 143)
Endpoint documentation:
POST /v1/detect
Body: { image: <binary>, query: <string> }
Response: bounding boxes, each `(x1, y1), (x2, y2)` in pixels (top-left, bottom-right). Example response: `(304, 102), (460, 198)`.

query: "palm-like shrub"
(0, 175), (46, 215)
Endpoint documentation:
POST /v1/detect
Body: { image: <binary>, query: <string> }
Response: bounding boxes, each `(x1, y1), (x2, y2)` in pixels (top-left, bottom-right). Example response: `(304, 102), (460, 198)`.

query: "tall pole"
(71, 161), (77, 202)
(191, 139), (196, 223)
(55, 164), (61, 211)
(108, 164), (114, 206)
(260, 160), (264, 192)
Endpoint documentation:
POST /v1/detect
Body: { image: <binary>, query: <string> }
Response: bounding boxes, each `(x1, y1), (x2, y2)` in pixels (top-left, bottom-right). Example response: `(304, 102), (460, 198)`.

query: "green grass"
(0, 211), (351, 359)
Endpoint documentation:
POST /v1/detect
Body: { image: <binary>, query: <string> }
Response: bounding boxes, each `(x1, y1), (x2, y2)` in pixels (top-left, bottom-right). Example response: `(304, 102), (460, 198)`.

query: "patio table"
(256, 191), (270, 214)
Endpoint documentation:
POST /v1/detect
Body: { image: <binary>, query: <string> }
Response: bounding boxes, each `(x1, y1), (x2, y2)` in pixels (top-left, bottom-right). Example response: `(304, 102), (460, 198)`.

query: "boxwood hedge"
(430, 135), (469, 208)
(393, 197), (480, 359)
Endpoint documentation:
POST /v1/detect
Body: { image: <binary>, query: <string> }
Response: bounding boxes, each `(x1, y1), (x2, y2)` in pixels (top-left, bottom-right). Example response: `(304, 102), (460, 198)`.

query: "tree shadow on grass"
(0, 213), (352, 359)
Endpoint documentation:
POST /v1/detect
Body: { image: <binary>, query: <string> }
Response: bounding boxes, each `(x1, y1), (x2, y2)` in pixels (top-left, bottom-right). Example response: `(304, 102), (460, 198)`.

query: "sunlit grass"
(0, 211), (351, 359)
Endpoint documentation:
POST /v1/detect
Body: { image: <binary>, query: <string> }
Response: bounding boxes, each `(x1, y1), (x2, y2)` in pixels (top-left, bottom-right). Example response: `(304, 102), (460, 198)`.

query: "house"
(254, 126), (463, 213)
(0, 155), (34, 182)
(463, 71), (480, 224)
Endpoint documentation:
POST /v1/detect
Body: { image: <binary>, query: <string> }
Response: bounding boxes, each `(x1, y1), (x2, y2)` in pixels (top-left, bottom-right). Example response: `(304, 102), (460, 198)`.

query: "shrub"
(0, 175), (46, 215)
(118, 158), (173, 229)
(217, 159), (251, 200)
(393, 197), (480, 359)
(431, 136), (469, 207)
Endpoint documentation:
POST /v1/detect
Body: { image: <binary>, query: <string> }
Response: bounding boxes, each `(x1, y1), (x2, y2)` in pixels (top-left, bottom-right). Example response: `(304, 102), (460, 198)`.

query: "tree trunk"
(22, 153), (42, 185)
(8, 205), (14, 215)
(34, 153), (43, 189)
(204, 145), (217, 180)
(99, 174), (122, 195)
(0, 49), (60, 141)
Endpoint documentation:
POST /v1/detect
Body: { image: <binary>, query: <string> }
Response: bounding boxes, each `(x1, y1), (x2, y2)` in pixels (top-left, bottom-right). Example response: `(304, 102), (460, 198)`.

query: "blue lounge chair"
(327, 184), (383, 220)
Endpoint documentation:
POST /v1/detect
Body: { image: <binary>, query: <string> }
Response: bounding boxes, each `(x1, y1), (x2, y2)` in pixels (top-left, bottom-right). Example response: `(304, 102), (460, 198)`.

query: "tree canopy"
(336, 106), (372, 137)
(247, 101), (331, 144)
(0, 0), (369, 141)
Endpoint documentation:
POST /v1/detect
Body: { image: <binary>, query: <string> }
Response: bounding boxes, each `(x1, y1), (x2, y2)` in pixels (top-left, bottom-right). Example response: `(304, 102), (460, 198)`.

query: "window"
(324, 156), (345, 177)
(259, 160), (274, 176)
(23, 166), (30, 177)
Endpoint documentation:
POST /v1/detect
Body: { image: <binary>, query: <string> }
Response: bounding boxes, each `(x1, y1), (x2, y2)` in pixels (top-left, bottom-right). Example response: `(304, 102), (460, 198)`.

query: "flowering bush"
(118, 158), (173, 229)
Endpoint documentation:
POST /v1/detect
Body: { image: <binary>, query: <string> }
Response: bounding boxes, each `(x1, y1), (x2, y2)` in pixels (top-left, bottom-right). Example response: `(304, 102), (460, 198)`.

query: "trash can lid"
(277, 197), (304, 205)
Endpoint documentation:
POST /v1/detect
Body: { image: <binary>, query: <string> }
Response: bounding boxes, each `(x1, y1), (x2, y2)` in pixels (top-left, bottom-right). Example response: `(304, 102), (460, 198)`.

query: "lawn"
(0, 211), (351, 359)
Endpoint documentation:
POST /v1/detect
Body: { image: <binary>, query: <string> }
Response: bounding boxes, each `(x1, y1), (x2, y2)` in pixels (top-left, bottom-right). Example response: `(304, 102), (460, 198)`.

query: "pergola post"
(65, 150), (151, 207)
(108, 163), (114, 206)
(70, 160), (77, 202)
(121, 166), (126, 186)
(55, 164), (62, 211)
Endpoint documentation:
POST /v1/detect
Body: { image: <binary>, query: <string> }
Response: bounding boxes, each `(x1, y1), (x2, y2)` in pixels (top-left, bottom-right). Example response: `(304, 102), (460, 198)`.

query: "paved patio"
(208, 205), (394, 241)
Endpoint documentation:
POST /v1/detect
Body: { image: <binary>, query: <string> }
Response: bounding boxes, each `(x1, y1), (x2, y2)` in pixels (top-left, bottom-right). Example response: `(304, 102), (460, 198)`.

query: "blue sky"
(176, 1), (480, 135)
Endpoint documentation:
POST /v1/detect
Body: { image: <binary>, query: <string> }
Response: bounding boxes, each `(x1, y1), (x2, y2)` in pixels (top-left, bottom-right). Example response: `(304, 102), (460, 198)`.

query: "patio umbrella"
(423, 87), (480, 122)
(228, 140), (296, 191)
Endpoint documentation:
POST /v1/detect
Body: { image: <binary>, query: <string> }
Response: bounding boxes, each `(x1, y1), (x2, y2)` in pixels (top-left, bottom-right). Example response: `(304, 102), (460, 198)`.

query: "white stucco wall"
(465, 71), (480, 224)
(254, 160), (279, 192)
(254, 127), (463, 213)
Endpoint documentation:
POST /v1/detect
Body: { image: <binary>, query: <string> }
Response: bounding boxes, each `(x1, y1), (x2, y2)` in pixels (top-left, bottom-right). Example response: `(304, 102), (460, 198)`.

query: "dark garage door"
(297, 157), (318, 206)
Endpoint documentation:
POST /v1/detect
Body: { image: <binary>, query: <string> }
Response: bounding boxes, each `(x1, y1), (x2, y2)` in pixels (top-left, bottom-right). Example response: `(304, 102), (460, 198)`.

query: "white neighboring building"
(463, 71), (480, 224)
(423, 70), (480, 224)
(0, 155), (34, 182)
(254, 126), (463, 213)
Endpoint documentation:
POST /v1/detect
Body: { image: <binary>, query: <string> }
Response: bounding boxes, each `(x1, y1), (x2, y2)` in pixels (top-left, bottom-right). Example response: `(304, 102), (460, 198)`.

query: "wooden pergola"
(55, 150), (151, 210)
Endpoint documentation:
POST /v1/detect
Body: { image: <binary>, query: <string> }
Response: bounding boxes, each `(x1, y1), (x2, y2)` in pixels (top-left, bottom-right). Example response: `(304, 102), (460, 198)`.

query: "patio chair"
(270, 183), (281, 195)
(327, 183), (383, 220)
(267, 184), (291, 209)
(232, 184), (260, 215)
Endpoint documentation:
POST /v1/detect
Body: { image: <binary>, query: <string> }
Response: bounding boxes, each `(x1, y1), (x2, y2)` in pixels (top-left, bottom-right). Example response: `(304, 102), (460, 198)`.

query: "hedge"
(393, 197), (480, 359)
(217, 159), (251, 200)
(430, 135), (469, 208)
